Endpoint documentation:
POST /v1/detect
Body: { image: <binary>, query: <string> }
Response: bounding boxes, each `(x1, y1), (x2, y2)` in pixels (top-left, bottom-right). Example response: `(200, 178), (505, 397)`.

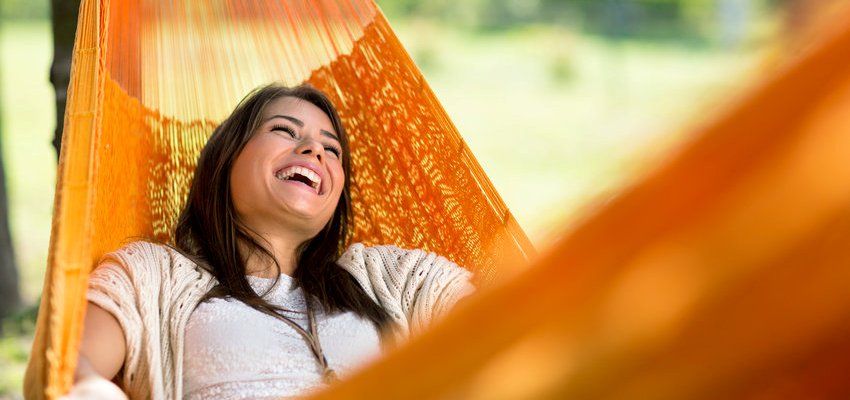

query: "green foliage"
(0, 304), (36, 397)
(377, 0), (488, 27)
(0, 336), (28, 396)
(0, 0), (49, 21)
(378, 0), (781, 46)
(0, 336), (29, 363)
(0, 303), (38, 337)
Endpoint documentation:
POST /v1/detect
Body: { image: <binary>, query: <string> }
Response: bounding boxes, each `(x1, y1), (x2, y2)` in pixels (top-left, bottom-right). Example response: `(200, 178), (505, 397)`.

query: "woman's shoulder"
(88, 241), (215, 326)
(102, 240), (178, 264)
(105, 240), (168, 257)
(338, 243), (465, 276)
(336, 243), (475, 336)
(338, 242), (427, 266)
(97, 240), (207, 281)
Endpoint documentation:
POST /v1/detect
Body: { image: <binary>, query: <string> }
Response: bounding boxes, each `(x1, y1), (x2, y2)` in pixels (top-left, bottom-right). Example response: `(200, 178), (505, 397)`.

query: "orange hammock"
(25, 0), (850, 398)
(25, 0), (534, 397)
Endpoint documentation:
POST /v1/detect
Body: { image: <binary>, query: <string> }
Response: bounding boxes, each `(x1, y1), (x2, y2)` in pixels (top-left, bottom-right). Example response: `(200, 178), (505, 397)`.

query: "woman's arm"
(62, 303), (128, 399)
(78, 302), (126, 380)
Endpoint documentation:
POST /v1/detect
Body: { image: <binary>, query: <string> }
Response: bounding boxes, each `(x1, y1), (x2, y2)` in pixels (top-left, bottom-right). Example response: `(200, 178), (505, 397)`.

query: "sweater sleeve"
(86, 241), (167, 397)
(338, 243), (476, 336)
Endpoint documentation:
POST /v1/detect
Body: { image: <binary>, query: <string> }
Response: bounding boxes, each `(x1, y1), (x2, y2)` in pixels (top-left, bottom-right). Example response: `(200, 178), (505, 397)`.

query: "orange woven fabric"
(25, 0), (533, 398)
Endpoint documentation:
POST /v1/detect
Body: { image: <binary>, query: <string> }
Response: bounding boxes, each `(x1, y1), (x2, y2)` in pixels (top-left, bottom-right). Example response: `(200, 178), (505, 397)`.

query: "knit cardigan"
(86, 241), (474, 399)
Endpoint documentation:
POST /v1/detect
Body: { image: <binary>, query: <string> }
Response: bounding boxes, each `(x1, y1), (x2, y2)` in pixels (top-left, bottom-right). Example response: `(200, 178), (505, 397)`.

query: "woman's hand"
(61, 375), (128, 400)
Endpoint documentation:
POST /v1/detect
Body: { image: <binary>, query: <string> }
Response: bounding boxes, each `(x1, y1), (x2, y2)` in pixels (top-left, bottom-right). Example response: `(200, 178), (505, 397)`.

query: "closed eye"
(271, 124), (296, 138)
(324, 145), (342, 158)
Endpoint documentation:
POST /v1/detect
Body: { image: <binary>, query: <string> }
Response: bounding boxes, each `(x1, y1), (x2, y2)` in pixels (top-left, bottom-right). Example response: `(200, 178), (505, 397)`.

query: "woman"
(68, 84), (474, 399)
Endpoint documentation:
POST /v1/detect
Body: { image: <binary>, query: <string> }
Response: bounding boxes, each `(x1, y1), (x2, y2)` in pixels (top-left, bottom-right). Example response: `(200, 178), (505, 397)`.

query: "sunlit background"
(0, 0), (817, 396)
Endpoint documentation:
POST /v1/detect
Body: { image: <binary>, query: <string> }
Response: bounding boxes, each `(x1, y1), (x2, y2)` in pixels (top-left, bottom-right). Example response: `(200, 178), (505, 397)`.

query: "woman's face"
(230, 96), (345, 241)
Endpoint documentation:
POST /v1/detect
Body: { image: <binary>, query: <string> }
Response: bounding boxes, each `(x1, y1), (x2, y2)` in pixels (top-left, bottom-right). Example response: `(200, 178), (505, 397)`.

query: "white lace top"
(182, 274), (382, 399)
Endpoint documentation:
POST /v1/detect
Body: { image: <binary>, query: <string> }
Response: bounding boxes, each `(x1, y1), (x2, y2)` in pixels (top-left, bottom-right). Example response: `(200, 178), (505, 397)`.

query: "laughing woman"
(66, 84), (475, 399)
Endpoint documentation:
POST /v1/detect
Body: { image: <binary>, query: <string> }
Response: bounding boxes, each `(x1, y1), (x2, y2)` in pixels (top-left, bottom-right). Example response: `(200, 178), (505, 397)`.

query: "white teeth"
(274, 166), (322, 193)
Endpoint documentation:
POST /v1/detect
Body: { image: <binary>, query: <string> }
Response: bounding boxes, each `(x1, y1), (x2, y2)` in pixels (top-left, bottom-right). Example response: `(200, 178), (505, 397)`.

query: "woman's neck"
(241, 233), (302, 278)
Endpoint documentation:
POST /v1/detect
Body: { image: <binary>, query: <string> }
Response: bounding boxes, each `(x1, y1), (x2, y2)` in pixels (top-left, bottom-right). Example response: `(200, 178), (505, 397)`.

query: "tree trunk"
(0, 17), (21, 321)
(51, 0), (81, 158)
(0, 148), (20, 323)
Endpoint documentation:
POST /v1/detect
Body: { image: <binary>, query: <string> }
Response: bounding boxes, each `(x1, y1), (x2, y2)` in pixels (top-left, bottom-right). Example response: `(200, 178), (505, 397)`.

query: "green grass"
(0, 335), (30, 396)
(0, 304), (37, 396)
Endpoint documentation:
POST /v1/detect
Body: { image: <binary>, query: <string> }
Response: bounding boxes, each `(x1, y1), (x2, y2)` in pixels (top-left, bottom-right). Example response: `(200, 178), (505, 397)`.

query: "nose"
(296, 138), (325, 161)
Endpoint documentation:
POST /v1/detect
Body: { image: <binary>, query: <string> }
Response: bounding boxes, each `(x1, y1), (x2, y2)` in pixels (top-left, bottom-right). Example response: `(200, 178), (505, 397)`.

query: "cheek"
(229, 149), (260, 212)
(230, 159), (248, 194)
(332, 166), (346, 196)
(229, 171), (249, 215)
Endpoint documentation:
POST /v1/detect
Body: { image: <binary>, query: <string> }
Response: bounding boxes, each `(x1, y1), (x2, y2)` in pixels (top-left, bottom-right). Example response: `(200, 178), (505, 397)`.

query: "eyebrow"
(266, 114), (340, 142)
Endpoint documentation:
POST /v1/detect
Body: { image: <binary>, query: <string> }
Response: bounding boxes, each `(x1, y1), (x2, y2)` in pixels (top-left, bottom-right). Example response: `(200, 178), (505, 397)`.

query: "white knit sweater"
(86, 241), (474, 399)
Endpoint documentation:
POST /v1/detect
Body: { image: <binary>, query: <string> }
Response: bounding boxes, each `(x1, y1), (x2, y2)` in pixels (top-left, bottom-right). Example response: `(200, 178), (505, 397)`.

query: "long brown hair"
(173, 83), (391, 332)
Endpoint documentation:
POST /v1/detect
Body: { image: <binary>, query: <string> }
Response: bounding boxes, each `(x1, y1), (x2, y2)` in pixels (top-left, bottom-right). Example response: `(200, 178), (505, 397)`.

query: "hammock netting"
(25, 0), (850, 398)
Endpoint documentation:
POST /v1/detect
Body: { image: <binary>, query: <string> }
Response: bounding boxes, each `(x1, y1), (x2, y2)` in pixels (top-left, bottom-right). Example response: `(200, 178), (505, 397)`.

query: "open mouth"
(274, 166), (321, 194)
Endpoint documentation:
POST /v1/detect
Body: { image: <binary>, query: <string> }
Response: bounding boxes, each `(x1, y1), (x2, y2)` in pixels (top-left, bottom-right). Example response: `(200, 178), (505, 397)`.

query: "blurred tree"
(0, 18), (22, 325)
(51, 0), (80, 157)
(380, 0), (783, 45)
